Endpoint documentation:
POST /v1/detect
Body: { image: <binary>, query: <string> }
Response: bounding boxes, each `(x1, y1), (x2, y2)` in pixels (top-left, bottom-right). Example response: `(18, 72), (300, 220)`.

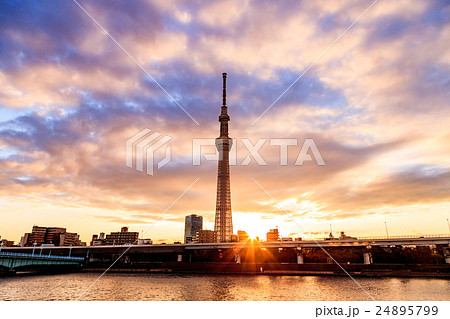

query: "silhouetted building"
(138, 238), (153, 245)
(266, 228), (279, 242)
(90, 233), (105, 246)
(19, 235), (28, 247)
(237, 230), (249, 242)
(214, 73), (233, 242)
(23, 225), (84, 246)
(91, 234), (99, 246)
(25, 226), (46, 246)
(59, 232), (84, 246)
(104, 227), (139, 245)
(0, 239), (14, 247)
(45, 227), (66, 245)
(184, 214), (203, 243)
(196, 230), (217, 243)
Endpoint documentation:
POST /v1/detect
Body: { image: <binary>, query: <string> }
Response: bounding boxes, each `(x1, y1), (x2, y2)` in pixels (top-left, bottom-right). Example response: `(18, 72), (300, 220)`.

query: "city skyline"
(1, 0), (449, 244)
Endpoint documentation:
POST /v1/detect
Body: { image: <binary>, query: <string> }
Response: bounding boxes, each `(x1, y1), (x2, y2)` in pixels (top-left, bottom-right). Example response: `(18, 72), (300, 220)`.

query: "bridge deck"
(0, 252), (84, 271)
(2, 235), (449, 256)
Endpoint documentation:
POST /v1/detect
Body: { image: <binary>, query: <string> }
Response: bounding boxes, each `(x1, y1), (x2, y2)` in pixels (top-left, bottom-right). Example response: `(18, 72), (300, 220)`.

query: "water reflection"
(0, 273), (448, 301)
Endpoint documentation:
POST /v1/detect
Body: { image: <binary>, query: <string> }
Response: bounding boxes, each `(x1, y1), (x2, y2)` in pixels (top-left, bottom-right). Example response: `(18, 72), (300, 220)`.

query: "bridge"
(2, 234), (449, 255)
(184, 234), (450, 249)
(2, 234), (448, 259)
(0, 252), (85, 273)
(1, 235), (449, 276)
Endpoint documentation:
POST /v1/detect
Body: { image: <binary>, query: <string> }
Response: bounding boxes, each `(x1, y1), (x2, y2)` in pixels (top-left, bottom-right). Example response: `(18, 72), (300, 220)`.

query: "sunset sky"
(0, 0), (449, 244)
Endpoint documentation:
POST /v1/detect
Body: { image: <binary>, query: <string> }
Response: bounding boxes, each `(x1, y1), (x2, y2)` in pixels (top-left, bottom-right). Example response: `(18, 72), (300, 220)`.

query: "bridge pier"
(297, 253), (304, 264)
(363, 252), (373, 265)
(296, 247), (304, 264)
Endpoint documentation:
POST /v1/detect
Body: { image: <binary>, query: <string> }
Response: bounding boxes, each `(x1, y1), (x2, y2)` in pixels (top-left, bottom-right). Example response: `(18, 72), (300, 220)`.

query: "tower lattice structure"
(214, 73), (233, 242)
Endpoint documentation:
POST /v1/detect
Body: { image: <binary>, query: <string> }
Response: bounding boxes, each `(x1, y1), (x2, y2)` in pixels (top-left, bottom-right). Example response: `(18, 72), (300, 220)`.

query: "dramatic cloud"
(0, 0), (449, 242)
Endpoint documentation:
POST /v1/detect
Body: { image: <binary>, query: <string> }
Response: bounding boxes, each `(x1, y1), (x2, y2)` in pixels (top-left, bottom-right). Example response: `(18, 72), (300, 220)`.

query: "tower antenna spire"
(222, 72), (227, 107)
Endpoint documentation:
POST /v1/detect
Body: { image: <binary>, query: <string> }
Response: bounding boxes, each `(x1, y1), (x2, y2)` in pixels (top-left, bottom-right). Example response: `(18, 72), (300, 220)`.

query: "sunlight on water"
(0, 273), (448, 301)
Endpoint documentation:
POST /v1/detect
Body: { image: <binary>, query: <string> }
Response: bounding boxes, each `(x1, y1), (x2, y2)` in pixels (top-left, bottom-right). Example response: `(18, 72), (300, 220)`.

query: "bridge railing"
(0, 252), (84, 261)
(353, 234), (450, 240)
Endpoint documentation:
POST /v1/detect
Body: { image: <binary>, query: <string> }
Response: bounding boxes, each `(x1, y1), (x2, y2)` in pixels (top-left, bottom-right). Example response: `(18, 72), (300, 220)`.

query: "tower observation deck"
(214, 73), (233, 242)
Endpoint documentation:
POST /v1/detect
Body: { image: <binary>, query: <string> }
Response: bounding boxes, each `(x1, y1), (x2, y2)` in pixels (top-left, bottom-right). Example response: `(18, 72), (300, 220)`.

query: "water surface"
(0, 273), (448, 301)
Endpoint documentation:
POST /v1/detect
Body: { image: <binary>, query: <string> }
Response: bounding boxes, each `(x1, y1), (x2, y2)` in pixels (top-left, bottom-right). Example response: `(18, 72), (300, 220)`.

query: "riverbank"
(81, 262), (450, 278)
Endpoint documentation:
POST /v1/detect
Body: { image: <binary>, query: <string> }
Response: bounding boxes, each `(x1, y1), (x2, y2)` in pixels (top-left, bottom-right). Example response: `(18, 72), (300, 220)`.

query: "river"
(0, 273), (448, 301)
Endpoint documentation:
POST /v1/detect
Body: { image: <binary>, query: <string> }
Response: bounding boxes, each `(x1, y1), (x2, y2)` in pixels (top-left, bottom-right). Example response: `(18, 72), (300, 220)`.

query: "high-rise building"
(214, 73), (233, 242)
(184, 214), (203, 243)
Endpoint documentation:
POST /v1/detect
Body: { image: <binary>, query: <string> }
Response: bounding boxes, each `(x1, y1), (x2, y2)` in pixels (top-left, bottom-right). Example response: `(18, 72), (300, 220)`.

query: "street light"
(384, 221), (389, 239)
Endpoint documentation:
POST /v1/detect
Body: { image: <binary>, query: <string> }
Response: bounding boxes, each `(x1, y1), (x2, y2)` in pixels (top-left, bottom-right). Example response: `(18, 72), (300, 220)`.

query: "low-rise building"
(196, 230), (217, 243)
(60, 232), (85, 246)
(0, 239), (14, 247)
(22, 225), (84, 247)
(266, 228), (280, 242)
(237, 230), (249, 242)
(25, 226), (46, 246)
(104, 227), (139, 245)
(90, 234), (99, 246)
(138, 238), (153, 245)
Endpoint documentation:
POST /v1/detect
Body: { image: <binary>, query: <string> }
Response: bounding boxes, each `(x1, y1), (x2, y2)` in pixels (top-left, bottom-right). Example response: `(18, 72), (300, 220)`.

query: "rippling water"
(0, 273), (448, 301)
